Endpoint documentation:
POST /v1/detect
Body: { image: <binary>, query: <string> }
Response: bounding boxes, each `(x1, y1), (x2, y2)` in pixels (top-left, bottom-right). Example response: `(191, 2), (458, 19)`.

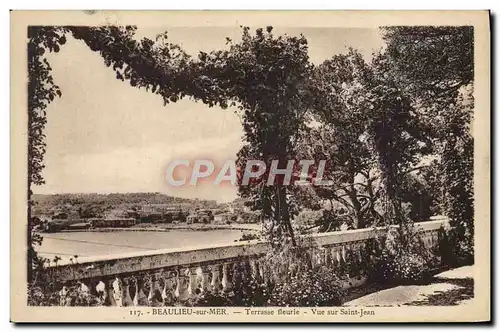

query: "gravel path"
(344, 265), (474, 306)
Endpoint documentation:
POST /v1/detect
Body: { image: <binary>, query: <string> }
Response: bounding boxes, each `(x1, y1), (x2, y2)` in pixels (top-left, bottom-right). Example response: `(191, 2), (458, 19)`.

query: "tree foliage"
(382, 26), (474, 250)
(363, 52), (434, 224)
(217, 27), (312, 244)
(297, 51), (381, 229)
(27, 26), (67, 281)
(69, 26), (193, 105)
(382, 26), (474, 106)
(299, 48), (433, 228)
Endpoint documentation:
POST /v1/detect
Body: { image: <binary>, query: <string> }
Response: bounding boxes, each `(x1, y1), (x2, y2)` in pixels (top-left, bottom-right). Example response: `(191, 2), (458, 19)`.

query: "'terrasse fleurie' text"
(243, 308), (376, 317)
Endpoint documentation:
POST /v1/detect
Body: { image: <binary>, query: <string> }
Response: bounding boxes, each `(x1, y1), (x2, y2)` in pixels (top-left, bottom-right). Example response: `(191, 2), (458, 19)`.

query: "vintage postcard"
(10, 10), (490, 323)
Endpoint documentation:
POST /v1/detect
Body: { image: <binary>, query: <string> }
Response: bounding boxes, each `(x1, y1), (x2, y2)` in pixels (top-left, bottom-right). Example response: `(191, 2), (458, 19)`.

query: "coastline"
(39, 223), (261, 234)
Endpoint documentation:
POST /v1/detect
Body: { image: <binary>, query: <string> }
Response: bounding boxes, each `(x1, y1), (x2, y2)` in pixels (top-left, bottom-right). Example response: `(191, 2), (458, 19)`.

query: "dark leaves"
(28, 26), (67, 190)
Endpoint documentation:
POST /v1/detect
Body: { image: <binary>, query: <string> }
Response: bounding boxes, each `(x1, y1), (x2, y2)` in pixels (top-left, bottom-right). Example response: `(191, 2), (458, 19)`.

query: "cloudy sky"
(35, 26), (385, 202)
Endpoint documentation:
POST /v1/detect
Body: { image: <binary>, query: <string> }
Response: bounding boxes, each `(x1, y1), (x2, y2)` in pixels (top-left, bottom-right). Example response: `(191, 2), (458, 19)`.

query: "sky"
(35, 27), (385, 203)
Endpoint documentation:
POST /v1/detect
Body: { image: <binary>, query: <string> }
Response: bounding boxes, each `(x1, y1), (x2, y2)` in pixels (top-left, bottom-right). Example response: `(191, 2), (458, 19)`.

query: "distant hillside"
(32, 193), (219, 217)
(230, 197), (252, 208)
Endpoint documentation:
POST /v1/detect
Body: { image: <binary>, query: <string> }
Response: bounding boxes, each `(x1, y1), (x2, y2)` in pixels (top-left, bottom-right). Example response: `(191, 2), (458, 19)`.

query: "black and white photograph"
(10, 10), (490, 323)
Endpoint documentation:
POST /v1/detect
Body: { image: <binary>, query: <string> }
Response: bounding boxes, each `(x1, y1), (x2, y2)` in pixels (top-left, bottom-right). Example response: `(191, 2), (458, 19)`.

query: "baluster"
(167, 271), (178, 304)
(335, 247), (341, 265)
(354, 243), (362, 262)
(309, 248), (316, 268)
(210, 264), (221, 294)
(360, 242), (366, 262)
(250, 259), (260, 281)
(344, 245), (349, 264)
(105, 278), (117, 306)
(312, 248), (319, 267)
(79, 281), (90, 294)
(133, 276), (148, 306)
(188, 267), (199, 298)
(195, 267), (204, 289)
(86, 279), (99, 298)
(176, 268), (190, 302)
(324, 246), (331, 265)
(77, 281), (92, 305)
(111, 277), (123, 306)
(94, 280), (106, 305)
(59, 285), (70, 306)
(121, 277), (134, 306)
(348, 243), (355, 262)
(174, 270), (180, 298)
(84, 279), (101, 305)
(258, 259), (267, 283)
(200, 266), (211, 293)
(232, 261), (243, 290)
(160, 272), (173, 305)
(147, 274), (158, 305)
(221, 262), (232, 293)
(239, 260), (250, 287)
(161, 275), (168, 301)
(329, 247), (337, 266)
(319, 247), (326, 265)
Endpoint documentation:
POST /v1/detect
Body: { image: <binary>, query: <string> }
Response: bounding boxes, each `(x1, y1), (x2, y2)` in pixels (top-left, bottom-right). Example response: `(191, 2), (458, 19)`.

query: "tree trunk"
(275, 183), (296, 246)
(346, 171), (364, 228)
(27, 182), (33, 283)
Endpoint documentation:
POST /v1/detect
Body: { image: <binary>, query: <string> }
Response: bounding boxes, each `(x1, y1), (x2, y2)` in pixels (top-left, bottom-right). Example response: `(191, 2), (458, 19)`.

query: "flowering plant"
(369, 222), (436, 284)
(267, 265), (345, 306)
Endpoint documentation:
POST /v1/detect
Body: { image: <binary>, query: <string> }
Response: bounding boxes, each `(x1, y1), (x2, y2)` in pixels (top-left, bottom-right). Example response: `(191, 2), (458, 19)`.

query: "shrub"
(186, 237), (346, 307)
(235, 232), (260, 242)
(28, 284), (61, 306)
(184, 291), (233, 306)
(262, 237), (346, 306)
(438, 226), (474, 268)
(369, 222), (436, 285)
(231, 263), (273, 306)
(267, 265), (345, 306)
(185, 269), (272, 307)
(28, 282), (102, 306)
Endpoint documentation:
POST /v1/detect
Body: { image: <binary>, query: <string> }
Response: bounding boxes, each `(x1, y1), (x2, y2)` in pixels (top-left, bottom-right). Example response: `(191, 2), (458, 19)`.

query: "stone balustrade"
(42, 218), (447, 306)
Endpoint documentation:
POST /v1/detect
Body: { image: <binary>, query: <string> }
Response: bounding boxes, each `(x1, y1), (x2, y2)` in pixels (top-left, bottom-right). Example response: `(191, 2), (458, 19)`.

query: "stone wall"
(42, 218), (447, 306)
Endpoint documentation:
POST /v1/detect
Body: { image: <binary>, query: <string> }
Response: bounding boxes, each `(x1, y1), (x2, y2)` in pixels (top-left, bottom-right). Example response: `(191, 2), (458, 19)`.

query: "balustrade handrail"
(43, 218), (447, 282)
